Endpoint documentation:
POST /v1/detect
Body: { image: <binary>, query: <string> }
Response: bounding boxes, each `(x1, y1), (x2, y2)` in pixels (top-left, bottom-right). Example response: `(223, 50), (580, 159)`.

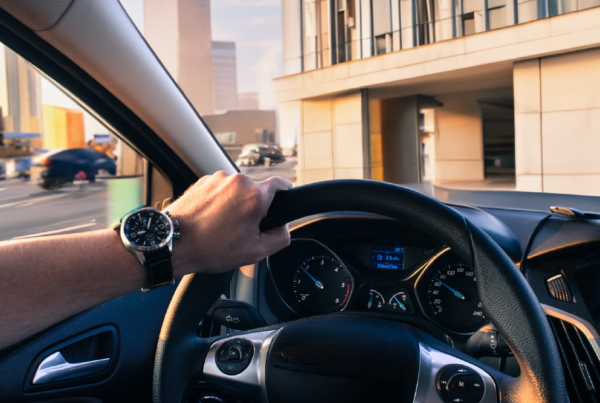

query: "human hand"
(167, 171), (292, 277)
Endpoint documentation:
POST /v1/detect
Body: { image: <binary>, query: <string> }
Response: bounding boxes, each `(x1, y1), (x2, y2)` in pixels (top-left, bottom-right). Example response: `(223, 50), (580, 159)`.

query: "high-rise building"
(212, 41), (238, 113)
(276, 0), (600, 196)
(143, 0), (215, 115)
(2, 47), (42, 131)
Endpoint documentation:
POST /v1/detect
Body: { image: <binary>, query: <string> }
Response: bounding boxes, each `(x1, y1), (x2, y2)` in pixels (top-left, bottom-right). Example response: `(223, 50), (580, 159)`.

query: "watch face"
(123, 208), (172, 250)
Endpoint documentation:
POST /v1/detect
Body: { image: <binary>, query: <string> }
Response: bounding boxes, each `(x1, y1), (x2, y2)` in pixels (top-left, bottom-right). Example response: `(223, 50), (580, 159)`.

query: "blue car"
(35, 148), (117, 189)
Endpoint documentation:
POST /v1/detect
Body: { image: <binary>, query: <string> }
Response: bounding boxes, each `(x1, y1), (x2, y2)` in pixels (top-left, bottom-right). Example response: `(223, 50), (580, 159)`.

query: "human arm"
(0, 172), (291, 350)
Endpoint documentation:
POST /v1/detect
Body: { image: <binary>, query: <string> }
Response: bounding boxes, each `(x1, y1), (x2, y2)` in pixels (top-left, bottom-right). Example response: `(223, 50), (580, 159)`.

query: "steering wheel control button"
(225, 345), (242, 362)
(215, 339), (254, 375)
(437, 365), (484, 403)
(467, 374), (485, 399)
(450, 375), (468, 392)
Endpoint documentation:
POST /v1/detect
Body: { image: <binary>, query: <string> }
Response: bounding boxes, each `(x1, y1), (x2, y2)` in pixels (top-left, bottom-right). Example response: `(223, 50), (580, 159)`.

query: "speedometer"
(426, 263), (485, 329)
(415, 251), (488, 333)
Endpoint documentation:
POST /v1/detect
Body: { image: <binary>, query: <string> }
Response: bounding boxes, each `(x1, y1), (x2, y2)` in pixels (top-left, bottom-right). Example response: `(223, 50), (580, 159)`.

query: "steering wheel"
(153, 180), (566, 403)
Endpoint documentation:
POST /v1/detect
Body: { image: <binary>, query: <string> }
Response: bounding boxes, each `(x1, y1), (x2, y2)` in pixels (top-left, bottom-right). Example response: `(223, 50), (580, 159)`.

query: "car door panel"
(0, 285), (176, 402)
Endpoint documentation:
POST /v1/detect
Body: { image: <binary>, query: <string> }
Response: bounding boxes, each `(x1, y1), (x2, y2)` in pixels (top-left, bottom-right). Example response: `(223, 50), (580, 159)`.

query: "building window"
(302, 0), (330, 71)
(333, 0), (359, 63)
(372, 0), (393, 54)
(548, 0), (573, 15)
(462, 12), (475, 35)
(414, 0), (435, 45)
(486, 0), (507, 30)
(460, 0), (483, 35)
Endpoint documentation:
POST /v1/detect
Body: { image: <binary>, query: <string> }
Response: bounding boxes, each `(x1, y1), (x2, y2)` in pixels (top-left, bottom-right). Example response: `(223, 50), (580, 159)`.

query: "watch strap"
(142, 249), (173, 291)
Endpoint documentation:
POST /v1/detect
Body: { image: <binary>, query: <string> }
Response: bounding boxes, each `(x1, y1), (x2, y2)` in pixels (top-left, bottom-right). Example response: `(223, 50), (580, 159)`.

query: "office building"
(144, 0), (215, 115)
(212, 41), (238, 112)
(276, 0), (600, 196)
(0, 46), (43, 152)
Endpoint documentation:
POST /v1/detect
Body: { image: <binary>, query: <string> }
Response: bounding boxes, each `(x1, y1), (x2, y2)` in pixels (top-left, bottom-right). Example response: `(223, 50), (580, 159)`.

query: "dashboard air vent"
(549, 316), (600, 402)
(547, 274), (573, 303)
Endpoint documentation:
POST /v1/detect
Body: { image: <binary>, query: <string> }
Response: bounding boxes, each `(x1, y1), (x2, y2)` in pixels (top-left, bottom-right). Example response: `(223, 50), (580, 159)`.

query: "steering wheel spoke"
(202, 329), (281, 402)
(416, 343), (497, 403)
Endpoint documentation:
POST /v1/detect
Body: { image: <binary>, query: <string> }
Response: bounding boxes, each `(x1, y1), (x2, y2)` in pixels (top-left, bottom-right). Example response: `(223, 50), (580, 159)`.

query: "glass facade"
(282, 0), (600, 75)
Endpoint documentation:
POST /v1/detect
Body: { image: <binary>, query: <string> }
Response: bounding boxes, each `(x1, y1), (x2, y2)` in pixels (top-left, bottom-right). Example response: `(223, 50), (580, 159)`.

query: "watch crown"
(172, 219), (179, 230)
(173, 232), (181, 240)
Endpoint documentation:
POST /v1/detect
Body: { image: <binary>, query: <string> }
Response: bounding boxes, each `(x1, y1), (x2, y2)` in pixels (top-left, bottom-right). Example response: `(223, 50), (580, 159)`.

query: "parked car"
(33, 148), (117, 189)
(235, 143), (286, 166)
(0, 160), (5, 180)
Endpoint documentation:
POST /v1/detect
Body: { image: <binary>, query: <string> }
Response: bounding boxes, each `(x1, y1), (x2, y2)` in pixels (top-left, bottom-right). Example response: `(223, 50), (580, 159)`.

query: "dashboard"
(265, 220), (493, 338)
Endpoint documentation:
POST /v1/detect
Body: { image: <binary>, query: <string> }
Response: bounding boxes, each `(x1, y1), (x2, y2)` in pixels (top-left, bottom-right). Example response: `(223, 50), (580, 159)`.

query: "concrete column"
(539, 49), (600, 196)
(296, 91), (369, 185)
(514, 59), (543, 191)
(432, 92), (485, 184)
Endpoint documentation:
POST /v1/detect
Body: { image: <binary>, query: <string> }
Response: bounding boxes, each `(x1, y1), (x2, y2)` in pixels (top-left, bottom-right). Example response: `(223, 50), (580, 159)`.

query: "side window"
(0, 46), (149, 241)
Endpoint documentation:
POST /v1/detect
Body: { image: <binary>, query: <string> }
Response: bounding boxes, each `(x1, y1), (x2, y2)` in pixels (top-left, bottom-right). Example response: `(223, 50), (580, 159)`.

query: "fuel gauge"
(367, 289), (385, 310)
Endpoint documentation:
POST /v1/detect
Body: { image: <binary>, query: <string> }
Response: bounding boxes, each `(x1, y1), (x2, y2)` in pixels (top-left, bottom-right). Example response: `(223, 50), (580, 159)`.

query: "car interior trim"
(543, 304), (600, 361)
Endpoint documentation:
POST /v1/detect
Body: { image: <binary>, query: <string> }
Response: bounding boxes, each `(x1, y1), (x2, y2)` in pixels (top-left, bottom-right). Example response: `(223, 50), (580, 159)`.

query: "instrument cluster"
(267, 238), (489, 335)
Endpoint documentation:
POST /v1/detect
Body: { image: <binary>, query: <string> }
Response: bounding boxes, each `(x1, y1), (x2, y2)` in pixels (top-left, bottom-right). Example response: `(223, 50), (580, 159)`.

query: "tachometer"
(267, 239), (355, 317)
(292, 255), (352, 316)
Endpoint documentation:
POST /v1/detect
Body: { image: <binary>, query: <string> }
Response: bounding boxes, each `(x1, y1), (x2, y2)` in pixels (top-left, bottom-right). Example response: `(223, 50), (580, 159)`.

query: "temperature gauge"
(367, 289), (385, 310)
(389, 292), (409, 312)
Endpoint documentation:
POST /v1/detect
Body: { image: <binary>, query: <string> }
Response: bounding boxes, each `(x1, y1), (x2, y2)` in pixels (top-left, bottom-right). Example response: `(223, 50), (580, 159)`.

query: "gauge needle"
(394, 296), (407, 311)
(368, 292), (374, 308)
(435, 277), (466, 300)
(300, 266), (324, 290)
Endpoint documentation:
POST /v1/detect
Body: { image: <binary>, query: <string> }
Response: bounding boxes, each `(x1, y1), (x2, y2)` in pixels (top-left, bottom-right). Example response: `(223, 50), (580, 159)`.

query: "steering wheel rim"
(153, 180), (566, 403)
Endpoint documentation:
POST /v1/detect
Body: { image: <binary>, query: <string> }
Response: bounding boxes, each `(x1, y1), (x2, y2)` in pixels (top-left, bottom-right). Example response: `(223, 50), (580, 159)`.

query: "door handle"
(32, 351), (110, 385)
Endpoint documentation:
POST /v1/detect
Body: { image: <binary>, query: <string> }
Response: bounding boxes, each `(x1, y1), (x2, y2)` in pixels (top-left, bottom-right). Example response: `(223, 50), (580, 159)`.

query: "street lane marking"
(12, 223), (97, 240)
(0, 201), (22, 209)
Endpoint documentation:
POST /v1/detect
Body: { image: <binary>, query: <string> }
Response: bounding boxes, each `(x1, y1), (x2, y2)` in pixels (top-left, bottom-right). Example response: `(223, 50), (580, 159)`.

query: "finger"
(259, 176), (293, 197)
(257, 224), (291, 258)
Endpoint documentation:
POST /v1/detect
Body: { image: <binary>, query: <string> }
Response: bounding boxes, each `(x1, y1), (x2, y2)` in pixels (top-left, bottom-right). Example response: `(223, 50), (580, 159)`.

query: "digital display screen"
(371, 246), (404, 270)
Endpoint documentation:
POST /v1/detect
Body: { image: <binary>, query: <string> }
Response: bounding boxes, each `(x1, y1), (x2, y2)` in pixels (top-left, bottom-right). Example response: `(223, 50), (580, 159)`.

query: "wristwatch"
(116, 206), (181, 292)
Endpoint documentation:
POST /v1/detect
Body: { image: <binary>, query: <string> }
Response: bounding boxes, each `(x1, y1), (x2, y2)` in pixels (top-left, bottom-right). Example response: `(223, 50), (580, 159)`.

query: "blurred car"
(235, 143), (286, 167)
(14, 156), (32, 179)
(0, 160), (5, 180)
(33, 148), (117, 189)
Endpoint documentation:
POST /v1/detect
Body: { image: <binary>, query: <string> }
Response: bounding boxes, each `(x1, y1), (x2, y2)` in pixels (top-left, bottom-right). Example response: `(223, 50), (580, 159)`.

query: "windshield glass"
(125, 0), (600, 211)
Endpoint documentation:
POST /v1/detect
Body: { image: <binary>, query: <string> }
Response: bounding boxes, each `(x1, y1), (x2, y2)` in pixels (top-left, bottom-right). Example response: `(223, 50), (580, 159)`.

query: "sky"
(41, 0), (283, 139)
(210, 0), (283, 109)
(119, 0), (282, 109)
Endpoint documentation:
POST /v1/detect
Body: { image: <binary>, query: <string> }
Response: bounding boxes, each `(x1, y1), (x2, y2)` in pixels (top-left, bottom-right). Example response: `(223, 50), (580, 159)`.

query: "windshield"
(124, 0), (600, 212)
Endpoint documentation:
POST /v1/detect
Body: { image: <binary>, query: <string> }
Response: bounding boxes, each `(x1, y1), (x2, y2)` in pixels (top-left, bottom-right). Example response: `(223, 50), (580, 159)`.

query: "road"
(0, 158), (296, 241)
(239, 157), (297, 183)
(0, 179), (109, 241)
